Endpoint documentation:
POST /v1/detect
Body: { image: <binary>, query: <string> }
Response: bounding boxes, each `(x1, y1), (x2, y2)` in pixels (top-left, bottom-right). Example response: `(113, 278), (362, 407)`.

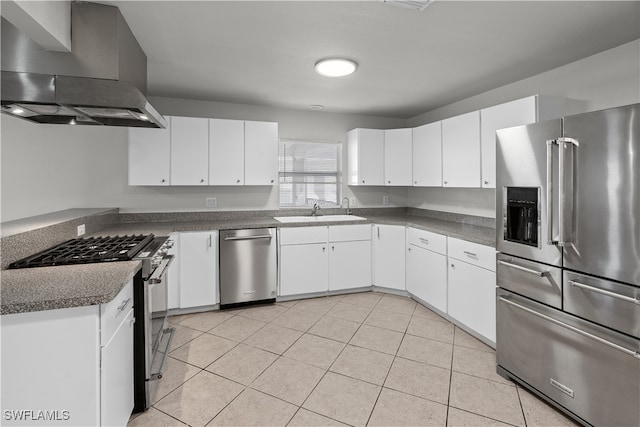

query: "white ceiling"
(105, 1), (639, 118)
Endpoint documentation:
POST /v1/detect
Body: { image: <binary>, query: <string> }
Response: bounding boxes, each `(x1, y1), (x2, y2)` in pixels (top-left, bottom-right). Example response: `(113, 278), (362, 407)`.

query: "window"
(279, 140), (342, 207)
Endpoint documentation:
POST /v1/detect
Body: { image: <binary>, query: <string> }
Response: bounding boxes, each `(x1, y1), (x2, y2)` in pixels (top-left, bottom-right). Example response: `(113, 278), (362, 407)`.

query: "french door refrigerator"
(495, 103), (639, 426)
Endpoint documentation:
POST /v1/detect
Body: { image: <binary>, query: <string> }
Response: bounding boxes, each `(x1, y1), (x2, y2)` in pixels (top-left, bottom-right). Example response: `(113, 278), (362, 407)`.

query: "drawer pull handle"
(117, 298), (131, 313)
(498, 260), (546, 277)
(499, 296), (640, 359)
(463, 251), (477, 258)
(419, 238), (429, 244)
(569, 280), (640, 305)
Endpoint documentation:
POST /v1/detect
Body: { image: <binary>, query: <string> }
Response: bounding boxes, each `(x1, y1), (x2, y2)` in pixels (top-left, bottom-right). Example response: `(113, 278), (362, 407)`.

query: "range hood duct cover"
(1, 2), (166, 128)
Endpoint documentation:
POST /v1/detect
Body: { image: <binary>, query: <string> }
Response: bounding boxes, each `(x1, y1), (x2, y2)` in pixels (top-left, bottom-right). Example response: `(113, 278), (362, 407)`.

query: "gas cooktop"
(9, 234), (155, 269)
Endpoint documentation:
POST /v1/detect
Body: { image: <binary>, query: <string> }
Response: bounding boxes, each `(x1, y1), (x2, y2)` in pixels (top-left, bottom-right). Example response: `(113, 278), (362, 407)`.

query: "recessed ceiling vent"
(382, 0), (434, 12)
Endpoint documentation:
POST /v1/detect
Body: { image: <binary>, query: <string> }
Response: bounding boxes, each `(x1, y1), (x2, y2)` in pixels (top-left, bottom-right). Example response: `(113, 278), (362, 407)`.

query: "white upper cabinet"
(209, 118), (245, 185)
(128, 118), (171, 185)
(347, 128), (385, 186)
(442, 111), (481, 188)
(412, 121), (442, 187)
(245, 121), (278, 185)
(480, 95), (565, 188)
(170, 116), (209, 185)
(384, 128), (413, 186)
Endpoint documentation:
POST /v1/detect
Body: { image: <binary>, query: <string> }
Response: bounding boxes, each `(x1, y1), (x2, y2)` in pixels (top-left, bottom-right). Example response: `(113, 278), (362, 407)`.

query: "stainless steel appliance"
(1, 2), (166, 128)
(8, 234), (175, 413)
(495, 103), (640, 426)
(219, 228), (277, 308)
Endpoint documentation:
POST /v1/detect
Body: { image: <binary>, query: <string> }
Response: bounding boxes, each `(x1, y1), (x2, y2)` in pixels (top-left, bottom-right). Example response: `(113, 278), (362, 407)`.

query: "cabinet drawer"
(280, 226), (328, 245)
(407, 228), (447, 255)
(448, 237), (496, 271)
(329, 224), (371, 242)
(100, 280), (133, 346)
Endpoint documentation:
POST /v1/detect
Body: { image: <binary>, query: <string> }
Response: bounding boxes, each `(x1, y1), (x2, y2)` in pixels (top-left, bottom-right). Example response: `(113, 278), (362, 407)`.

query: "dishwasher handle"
(224, 233), (273, 241)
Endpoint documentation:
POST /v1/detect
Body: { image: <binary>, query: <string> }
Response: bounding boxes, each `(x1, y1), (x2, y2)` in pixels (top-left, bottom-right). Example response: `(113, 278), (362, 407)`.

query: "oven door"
(144, 255), (175, 408)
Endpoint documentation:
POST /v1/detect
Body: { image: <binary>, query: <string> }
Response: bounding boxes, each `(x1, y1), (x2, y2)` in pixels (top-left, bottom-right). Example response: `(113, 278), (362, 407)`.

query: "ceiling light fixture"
(309, 105), (324, 111)
(382, 0), (434, 12)
(11, 108), (24, 115)
(315, 58), (358, 77)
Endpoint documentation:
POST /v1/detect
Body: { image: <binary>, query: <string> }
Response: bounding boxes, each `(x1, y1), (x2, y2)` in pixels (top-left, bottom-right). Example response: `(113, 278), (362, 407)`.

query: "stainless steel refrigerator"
(495, 103), (639, 426)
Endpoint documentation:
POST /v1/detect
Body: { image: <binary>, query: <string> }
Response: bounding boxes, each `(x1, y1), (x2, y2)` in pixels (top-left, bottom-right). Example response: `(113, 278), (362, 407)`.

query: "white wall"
(406, 39), (640, 218)
(1, 101), (406, 221)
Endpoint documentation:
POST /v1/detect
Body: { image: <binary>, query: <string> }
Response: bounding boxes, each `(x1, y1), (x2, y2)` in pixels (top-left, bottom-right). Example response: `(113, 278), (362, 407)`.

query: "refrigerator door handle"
(546, 139), (558, 245)
(558, 137), (579, 246)
(569, 280), (640, 305)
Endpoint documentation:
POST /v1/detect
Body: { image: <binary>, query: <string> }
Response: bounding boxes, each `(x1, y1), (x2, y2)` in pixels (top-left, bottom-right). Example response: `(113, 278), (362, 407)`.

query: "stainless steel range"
(495, 104), (640, 426)
(8, 234), (175, 413)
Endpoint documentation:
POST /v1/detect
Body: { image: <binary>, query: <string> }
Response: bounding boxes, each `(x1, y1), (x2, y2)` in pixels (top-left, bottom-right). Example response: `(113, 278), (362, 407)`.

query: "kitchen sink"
(273, 215), (367, 223)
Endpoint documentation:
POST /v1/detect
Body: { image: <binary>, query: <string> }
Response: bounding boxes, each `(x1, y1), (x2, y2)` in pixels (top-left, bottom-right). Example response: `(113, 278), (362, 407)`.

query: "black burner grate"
(9, 234), (155, 269)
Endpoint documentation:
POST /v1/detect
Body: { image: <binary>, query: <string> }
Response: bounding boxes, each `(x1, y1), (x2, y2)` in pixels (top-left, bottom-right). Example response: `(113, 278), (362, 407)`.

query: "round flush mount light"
(314, 58), (358, 77)
(308, 105), (324, 111)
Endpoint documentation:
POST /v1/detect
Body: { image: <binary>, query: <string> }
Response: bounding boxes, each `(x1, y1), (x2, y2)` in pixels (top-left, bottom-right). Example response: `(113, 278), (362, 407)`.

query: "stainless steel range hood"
(1, 2), (166, 128)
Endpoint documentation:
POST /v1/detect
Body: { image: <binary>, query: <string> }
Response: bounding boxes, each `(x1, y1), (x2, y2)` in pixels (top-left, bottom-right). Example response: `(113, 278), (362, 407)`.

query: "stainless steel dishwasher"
(219, 228), (277, 308)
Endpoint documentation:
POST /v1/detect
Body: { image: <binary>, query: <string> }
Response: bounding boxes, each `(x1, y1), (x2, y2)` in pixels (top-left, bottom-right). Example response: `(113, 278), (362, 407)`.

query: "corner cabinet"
(405, 228), (448, 312)
(384, 128), (413, 186)
(442, 111), (481, 188)
(128, 118), (171, 185)
(372, 224), (406, 290)
(412, 121), (442, 187)
(179, 231), (218, 309)
(1, 281), (134, 427)
(347, 128), (384, 186)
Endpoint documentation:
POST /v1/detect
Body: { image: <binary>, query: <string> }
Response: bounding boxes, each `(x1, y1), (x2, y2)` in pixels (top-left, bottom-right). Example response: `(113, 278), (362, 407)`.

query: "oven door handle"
(147, 255), (174, 285)
(499, 296), (640, 359)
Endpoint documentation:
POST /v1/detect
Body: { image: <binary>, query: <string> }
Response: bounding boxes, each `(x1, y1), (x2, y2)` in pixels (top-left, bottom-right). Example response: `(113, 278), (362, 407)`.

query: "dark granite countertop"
(97, 214), (496, 247)
(1, 261), (141, 315)
(1, 209), (495, 316)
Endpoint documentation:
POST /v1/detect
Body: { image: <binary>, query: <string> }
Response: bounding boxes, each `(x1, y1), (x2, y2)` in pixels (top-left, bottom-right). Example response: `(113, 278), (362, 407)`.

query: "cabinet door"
(412, 121), (442, 187)
(170, 116), (209, 185)
(348, 128), (384, 186)
(101, 309), (134, 427)
(448, 259), (496, 343)
(280, 244), (329, 296)
(128, 117), (171, 185)
(384, 128), (412, 186)
(329, 240), (372, 291)
(179, 231), (218, 308)
(442, 111), (481, 188)
(373, 225), (405, 290)
(245, 121), (278, 185)
(406, 245), (447, 312)
(480, 96), (536, 188)
(209, 118), (245, 185)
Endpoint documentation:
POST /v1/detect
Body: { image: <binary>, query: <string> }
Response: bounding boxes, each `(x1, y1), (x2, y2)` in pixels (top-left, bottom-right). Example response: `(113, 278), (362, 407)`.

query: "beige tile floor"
(128, 292), (579, 427)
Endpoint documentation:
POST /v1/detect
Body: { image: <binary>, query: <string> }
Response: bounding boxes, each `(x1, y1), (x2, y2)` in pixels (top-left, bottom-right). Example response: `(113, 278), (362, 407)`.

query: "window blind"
(279, 141), (341, 207)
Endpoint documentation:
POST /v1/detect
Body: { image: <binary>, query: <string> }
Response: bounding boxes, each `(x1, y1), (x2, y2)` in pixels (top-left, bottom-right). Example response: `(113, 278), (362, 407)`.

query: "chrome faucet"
(311, 203), (321, 216)
(342, 197), (352, 215)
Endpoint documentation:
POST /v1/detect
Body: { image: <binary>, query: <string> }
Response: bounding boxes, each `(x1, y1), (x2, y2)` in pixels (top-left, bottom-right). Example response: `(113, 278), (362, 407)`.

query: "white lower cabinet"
(278, 225), (371, 296)
(329, 240), (372, 291)
(179, 230), (218, 308)
(280, 243), (328, 296)
(405, 228), (447, 312)
(372, 224), (406, 290)
(1, 281), (134, 427)
(447, 238), (497, 343)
